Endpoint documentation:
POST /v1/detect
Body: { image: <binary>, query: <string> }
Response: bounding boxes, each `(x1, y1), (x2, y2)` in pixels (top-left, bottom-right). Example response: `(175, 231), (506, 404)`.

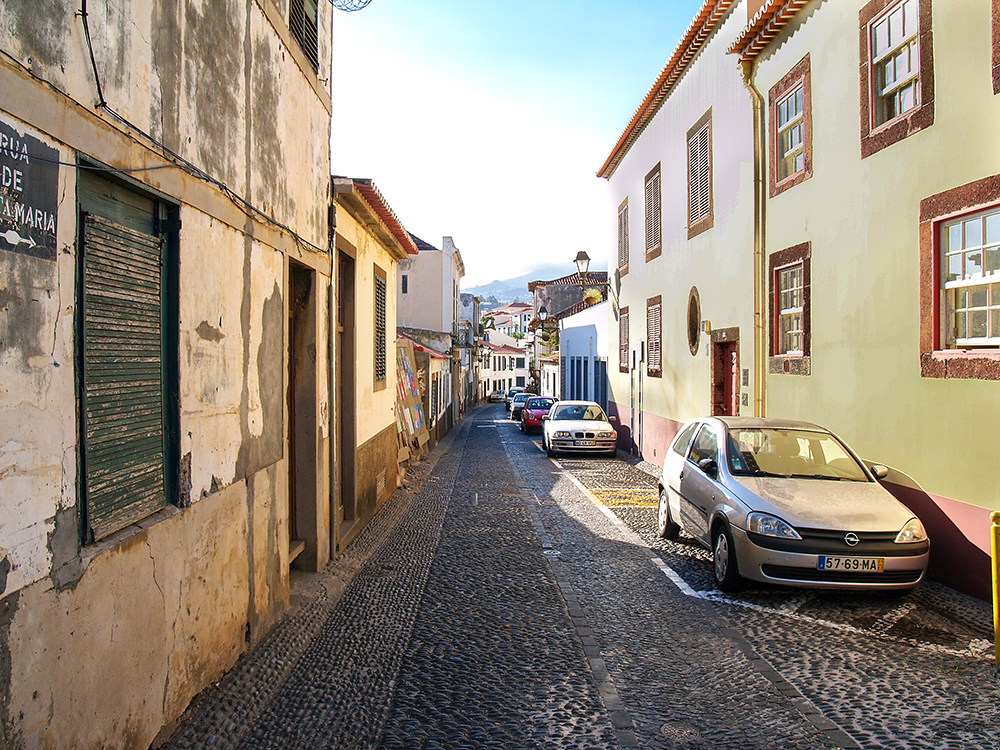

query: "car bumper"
(730, 526), (929, 590)
(548, 437), (617, 454)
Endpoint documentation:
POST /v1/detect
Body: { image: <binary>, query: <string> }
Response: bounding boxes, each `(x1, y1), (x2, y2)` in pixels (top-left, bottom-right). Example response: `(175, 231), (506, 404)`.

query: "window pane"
(992, 309), (1000, 338)
(874, 20), (889, 58)
(964, 217), (983, 246)
(970, 286), (988, 308)
(970, 310), (988, 338)
(967, 250), (983, 277)
(986, 214), (1000, 245)
(948, 223), (962, 251)
(947, 254), (962, 282)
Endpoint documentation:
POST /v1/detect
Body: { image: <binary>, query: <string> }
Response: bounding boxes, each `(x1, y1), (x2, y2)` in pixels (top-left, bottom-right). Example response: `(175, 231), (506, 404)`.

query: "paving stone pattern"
(163, 405), (1000, 750)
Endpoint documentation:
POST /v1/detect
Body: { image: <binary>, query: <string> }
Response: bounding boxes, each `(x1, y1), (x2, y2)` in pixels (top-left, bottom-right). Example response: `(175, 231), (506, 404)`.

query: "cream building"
(600, 0), (999, 599)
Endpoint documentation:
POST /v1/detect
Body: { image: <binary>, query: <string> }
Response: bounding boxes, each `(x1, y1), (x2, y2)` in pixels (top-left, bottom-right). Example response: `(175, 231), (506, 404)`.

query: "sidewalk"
(159, 421), (464, 749)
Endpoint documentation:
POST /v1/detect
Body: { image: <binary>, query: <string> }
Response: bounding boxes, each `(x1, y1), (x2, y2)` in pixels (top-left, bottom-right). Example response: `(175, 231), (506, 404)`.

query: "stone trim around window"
(859, 0), (934, 159)
(769, 54), (813, 198)
(919, 174), (1000, 380)
(768, 242), (811, 376)
(993, 0), (1000, 95)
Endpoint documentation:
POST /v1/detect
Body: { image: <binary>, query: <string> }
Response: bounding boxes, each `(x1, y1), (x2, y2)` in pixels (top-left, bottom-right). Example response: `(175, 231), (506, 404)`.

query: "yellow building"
(332, 177), (417, 549)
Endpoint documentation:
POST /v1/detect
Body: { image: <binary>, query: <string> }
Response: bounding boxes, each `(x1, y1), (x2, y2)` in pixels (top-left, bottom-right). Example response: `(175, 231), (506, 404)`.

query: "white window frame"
(942, 207), (1000, 348)
(775, 84), (805, 183)
(871, 0), (920, 127)
(776, 263), (805, 356)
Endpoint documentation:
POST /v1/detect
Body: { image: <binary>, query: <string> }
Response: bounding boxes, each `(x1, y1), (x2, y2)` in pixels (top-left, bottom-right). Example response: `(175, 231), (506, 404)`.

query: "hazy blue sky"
(329, 0), (705, 288)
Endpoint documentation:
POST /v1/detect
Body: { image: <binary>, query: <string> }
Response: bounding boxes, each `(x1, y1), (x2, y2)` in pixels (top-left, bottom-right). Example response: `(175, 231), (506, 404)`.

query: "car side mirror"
(608, 415), (618, 423)
(698, 457), (718, 477)
(869, 464), (889, 480)
(541, 414), (549, 421)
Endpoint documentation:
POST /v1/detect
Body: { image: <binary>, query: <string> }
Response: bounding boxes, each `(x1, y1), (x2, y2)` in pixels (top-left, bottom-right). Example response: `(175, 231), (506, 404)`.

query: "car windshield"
(726, 428), (869, 482)
(513, 394), (529, 403)
(551, 404), (607, 421)
(526, 398), (555, 410)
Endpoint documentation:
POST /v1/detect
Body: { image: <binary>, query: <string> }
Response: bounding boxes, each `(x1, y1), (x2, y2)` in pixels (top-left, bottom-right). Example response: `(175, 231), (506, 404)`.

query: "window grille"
(289, 0), (319, 71)
(942, 208), (1000, 347)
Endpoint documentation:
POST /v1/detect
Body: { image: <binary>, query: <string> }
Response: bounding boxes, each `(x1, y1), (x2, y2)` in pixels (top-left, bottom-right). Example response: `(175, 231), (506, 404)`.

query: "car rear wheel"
(656, 489), (679, 539)
(519, 418), (525, 433)
(712, 524), (743, 592)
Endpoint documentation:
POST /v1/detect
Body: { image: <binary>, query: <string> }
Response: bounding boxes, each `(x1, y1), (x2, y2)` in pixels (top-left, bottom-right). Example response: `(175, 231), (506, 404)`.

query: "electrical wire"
(21, 4), (328, 255)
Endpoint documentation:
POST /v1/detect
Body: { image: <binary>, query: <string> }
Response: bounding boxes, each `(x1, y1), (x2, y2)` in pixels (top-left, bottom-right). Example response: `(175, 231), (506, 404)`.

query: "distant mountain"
(466, 260), (608, 306)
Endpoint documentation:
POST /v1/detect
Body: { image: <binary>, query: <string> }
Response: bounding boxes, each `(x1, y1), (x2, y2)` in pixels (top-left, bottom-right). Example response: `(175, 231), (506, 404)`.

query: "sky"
(329, 0), (705, 289)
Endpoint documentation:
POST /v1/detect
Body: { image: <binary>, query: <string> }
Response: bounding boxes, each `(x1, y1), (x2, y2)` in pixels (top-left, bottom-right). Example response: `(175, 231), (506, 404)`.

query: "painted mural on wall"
(0, 119), (58, 261)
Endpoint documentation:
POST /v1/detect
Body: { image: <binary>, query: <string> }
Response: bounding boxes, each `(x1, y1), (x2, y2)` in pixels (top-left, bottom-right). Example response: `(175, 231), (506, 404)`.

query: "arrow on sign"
(0, 230), (37, 249)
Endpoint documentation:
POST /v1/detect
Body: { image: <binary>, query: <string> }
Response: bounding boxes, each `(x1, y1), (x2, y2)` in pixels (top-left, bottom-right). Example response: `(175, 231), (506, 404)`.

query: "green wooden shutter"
(82, 213), (166, 540)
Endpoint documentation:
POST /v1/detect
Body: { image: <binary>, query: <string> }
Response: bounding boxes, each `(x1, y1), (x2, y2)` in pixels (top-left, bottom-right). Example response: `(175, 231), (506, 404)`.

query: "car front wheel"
(656, 489), (679, 539)
(712, 524), (743, 592)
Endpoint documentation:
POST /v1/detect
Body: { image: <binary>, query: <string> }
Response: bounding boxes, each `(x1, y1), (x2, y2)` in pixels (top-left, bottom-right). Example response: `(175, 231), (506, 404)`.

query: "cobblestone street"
(162, 405), (1000, 750)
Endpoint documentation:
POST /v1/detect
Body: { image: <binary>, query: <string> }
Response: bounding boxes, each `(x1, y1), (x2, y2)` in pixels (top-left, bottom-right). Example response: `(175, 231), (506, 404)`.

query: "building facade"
(332, 177), (417, 549)
(600, 0), (1000, 599)
(0, 0), (334, 746)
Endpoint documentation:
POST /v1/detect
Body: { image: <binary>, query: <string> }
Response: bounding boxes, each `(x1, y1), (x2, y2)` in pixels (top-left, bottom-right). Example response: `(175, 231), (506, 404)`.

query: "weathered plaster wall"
(0, 0), (333, 744)
(0, 120), (77, 599)
(8, 483), (250, 750)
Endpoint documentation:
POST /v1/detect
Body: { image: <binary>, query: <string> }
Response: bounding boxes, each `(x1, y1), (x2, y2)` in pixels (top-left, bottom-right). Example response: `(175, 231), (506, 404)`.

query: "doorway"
(336, 250), (357, 547)
(710, 331), (740, 417)
(288, 261), (317, 568)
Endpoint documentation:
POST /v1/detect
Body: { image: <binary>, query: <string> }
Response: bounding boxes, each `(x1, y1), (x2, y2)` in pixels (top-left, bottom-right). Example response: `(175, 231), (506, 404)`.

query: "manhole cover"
(661, 722), (700, 742)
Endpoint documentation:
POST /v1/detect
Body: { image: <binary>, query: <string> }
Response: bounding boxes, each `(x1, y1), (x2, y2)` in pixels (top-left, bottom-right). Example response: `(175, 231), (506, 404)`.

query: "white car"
(542, 401), (617, 458)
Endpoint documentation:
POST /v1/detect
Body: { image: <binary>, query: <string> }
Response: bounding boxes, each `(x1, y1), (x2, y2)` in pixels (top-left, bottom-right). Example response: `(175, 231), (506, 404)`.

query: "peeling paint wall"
(0, 0), (332, 746)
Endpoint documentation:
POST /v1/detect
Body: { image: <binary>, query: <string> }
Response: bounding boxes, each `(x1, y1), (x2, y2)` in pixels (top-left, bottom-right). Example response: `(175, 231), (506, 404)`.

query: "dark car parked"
(520, 396), (557, 433)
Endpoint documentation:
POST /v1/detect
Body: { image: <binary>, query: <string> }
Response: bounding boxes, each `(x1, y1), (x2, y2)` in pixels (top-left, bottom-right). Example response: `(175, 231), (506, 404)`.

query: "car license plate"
(818, 556), (884, 572)
(575, 440), (595, 446)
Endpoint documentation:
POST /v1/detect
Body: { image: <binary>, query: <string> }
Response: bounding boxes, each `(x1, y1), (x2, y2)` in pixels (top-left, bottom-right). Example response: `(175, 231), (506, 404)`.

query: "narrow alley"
(161, 404), (999, 750)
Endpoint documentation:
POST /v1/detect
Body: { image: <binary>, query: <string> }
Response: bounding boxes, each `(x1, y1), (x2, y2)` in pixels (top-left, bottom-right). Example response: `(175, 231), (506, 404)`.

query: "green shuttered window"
(81, 213), (168, 540)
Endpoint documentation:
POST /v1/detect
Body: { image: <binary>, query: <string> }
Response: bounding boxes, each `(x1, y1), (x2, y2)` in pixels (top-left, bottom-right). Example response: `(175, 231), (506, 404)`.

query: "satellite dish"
(331, 0), (373, 10)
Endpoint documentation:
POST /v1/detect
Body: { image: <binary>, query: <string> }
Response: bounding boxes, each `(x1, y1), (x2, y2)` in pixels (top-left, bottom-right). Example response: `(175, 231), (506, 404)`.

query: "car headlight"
(597, 431), (615, 439)
(554, 431), (571, 438)
(895, 517), (928, 543)
(747, 512), (802, 540)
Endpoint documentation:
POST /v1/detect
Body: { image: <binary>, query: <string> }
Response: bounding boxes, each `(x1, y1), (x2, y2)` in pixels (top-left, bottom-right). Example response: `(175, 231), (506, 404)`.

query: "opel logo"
(844, 532), (860, 547)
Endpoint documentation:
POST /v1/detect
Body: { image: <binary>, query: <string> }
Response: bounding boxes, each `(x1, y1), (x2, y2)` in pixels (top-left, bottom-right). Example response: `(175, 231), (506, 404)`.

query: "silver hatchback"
(657, 417), (929, 593)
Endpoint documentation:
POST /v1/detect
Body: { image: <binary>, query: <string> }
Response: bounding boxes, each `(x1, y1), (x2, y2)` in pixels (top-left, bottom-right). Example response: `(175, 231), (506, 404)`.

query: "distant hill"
(466, 260), (608, 307)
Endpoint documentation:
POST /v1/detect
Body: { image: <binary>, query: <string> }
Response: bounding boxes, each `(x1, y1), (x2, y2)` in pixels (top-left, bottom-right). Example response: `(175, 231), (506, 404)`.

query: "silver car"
(657, 417), (929, 593)
(542, 401), (618, 458)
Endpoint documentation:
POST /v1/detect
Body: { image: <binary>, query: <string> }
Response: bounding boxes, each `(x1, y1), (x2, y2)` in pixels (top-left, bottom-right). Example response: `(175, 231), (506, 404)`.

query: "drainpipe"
(741, 59), (767, 418)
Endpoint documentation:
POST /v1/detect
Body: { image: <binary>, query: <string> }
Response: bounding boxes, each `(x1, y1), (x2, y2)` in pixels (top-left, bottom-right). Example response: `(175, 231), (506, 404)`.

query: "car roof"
(712, 416), (827, 431)
(554, 400), (602, 407)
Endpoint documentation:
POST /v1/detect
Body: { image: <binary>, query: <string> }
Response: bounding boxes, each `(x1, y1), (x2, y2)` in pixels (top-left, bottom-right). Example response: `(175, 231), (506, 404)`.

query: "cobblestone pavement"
(162, 404), (1000, 750)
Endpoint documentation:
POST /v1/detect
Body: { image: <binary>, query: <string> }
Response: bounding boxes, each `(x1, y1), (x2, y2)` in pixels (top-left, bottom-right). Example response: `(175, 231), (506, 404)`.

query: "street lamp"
(538, 305), (548, 323)
(574, 251), (591, 277)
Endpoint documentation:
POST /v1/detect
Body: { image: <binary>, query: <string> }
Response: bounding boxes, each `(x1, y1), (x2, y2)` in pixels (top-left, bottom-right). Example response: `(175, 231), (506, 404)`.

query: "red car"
(520, 396), (557, 434)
